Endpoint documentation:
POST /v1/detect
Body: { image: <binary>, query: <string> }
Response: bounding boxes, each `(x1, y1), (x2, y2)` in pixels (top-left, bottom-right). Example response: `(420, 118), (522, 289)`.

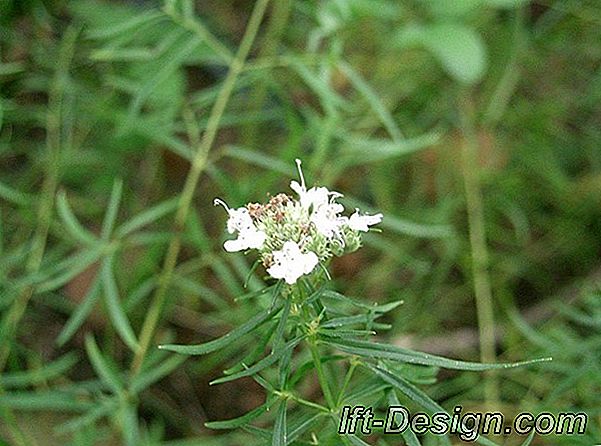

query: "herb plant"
(161, 159), (544, 446)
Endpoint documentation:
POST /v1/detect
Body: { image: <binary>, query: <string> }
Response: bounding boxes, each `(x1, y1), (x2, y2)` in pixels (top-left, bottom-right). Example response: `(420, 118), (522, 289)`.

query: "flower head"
(215, 159), (383, 284)
(266, 241), (319, 285)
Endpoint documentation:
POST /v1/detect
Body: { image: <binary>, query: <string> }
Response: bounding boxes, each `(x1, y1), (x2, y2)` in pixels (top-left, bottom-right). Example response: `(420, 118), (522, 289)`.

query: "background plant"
(0, 0), (600, 445)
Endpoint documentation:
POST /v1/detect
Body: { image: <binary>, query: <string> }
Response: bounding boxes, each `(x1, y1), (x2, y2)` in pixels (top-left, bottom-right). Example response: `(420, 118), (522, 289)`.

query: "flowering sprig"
(214, 159), (383, 284)
(162, 160), (548, 445)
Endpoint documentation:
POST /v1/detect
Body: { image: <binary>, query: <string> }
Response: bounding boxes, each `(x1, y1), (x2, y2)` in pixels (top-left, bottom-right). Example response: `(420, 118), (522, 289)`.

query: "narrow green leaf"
(0, 391), (93, 411)
(86, 10), (164, 39)
(101, 179), (123, 240)
(0, 182), (33, 207)
(321, 314), (382, 329)
(0, 353), (79, 388)
(338, 61), (402, 141)
(272, 399), (287, 446)
(323, 336), (551, 371)
(387, 390), (421, 446)
(340, 132), (440, 166)
(223, 146), (295, 176)
(84, 334), (123, 394)
(518, 431), (536, 446)
(205, 399), (274, 430)
(55, 399), (118, 433)
(101, 257), (139, 351)
(347, 434), (370, 446)
(56, 191), (97, 245)
(321, 290), (403, 313)
(115, 197), (178, 237)
(56, 273), (102, 346)
(130, 354), (186, 394)
(286, 412), (325, 445)
(36, 244), (105, 293)
(210, 336), (304, 385)
(159, 302), (283, 355)
(367, 364), (501, 446)
(366, 363), (444, 413)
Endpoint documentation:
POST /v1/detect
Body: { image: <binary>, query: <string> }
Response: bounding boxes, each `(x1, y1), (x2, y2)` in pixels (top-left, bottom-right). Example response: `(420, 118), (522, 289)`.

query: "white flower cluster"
(215, 159), (382, 285)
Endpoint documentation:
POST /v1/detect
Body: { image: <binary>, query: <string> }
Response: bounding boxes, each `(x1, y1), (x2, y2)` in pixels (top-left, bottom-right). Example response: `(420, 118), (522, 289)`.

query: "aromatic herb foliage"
(1, 0), (600, 445)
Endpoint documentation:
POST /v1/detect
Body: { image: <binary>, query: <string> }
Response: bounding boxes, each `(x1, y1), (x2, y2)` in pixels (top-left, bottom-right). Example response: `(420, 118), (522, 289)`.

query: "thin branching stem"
(131, 0), (271, 375)
(0, 26), (78, 370)
(459, 94), (499, 407)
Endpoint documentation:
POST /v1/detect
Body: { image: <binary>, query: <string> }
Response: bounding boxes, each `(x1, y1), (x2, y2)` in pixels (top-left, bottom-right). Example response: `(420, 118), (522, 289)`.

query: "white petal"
(348, 211), (383, 232)
(266, 241), (318, 284)
(224, 238), (245, 252)
(246, 230), (266, 249)
(301, 251), (319, 274)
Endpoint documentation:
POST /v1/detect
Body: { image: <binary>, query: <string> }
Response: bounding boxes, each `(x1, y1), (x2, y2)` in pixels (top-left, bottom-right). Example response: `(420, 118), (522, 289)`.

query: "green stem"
(459, 94), (498, 407)
(335, 361), (357, 408)
(243, 0), (292, 148)
(131, 0), (271, 375)
(0, 26), (78, 371)
(308, 337), (336, 410)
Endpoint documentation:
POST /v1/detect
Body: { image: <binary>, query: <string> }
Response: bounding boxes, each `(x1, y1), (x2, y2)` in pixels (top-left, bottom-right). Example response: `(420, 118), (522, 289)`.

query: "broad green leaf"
(272, 399), (287, 446)
(398, 24), (487, 84)
(159, 302), (283, 355)
(321, 336), (551, 370)
(0, 353), (79, 388)
(101, 257), (139, 351)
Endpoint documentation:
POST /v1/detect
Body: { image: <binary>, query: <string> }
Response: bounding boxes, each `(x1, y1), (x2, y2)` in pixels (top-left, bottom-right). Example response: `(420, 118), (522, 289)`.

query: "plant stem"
(336, 361), (357, 408)
(243, 0), (292, 148)
(459, 95), (499, 407)
(0, 26), (78, 371)
(308, 337), (336, 410)
(131, 0), (271, 375)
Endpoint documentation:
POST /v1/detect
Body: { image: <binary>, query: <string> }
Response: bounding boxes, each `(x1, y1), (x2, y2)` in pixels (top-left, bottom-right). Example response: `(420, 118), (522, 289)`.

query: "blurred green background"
(1, 0), (600, 444)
